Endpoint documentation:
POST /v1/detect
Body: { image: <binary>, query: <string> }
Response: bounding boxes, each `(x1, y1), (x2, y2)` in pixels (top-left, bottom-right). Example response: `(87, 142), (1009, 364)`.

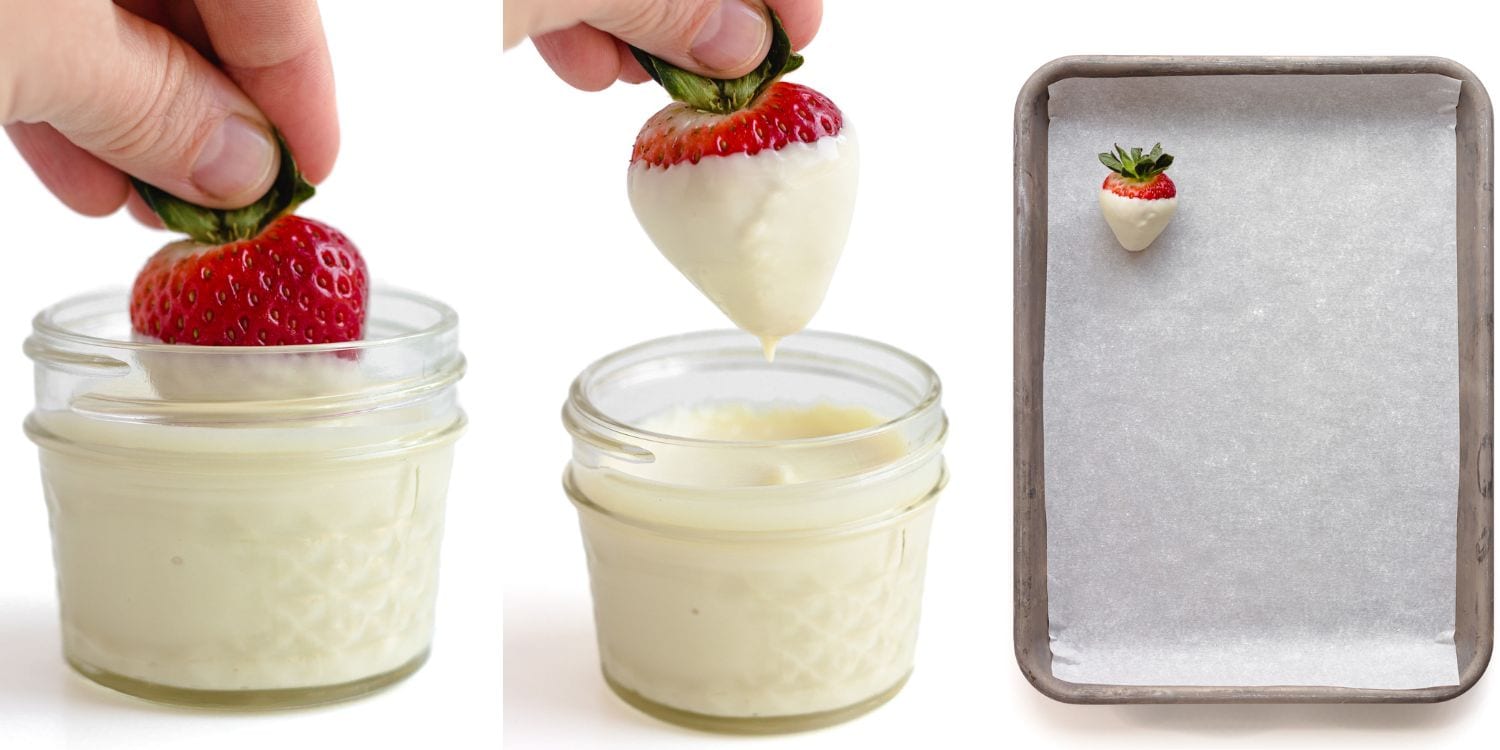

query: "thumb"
(9, 7), (279, 210)
(549, 0), (773, 79)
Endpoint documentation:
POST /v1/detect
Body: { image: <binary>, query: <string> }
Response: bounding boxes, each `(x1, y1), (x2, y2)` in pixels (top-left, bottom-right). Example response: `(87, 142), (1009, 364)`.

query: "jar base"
(603, 668), (911, 734)
(66, 649), (430, 710)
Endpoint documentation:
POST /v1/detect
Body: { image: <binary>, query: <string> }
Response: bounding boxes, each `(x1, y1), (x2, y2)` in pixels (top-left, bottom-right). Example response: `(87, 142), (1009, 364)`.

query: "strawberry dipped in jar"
(23, 140), (466, 708)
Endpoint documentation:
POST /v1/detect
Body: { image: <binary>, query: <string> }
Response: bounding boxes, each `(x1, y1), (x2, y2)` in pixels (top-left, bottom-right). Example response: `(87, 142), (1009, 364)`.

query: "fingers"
(591, 0), (771, 79)
(6, 2), (280, 210)
(521, 0), (764, 80)
(522, 0), (823, 91)
(764, 0), (820, 50)
(615, 41), (651, 84)
(534, 24), (623, 92)
(4, 122), (130, 217)
(190, 0), (339, 183)
(116, 0), (216, 62)
(125, 191), (166, 229)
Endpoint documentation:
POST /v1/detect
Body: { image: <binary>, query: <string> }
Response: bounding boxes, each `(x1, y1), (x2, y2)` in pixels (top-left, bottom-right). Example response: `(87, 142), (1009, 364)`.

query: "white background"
(1, 0), (1496, 748)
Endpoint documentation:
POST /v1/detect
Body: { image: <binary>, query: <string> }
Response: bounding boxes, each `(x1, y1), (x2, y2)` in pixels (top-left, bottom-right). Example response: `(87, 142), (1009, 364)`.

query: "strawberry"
(629, 82), (844, 168)
(1098, 143), (1178, 252)
(130, 216), (367, 345)
(128, 137), (368, 345)
(625, 11), (858, 360)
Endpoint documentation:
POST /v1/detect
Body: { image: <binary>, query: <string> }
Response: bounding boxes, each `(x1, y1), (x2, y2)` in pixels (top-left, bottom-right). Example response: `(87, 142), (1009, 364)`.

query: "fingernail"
(191, 115), (276, 202)
(690, 0), (769, 73)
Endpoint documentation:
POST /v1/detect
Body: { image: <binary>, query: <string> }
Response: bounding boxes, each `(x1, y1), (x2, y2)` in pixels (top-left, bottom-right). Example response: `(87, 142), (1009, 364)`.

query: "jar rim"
(30, 286), (458, 354)
(566, 329), (943, 450)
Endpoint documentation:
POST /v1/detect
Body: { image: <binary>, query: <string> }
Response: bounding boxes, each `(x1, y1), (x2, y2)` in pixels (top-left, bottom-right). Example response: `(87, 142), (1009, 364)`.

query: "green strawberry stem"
(1098, 143), (1174, 181)
(131, 131), (315, 245)
(628, 9), (803, 115)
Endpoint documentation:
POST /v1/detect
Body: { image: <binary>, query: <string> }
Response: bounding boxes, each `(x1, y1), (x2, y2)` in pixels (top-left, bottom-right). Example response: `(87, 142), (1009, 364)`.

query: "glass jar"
(562, 330), (947, 733)
(23, 288), (465, 709)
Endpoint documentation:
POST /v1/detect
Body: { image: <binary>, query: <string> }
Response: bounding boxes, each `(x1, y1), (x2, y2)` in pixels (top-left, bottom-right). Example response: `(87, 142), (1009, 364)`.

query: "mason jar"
(23, 288), (465, 708)
(562, 330), (947, 733)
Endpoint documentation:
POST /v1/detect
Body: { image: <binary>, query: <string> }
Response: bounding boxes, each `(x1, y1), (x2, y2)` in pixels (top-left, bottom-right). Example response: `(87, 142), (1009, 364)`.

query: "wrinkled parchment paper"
(1044, 74), (1461, 688)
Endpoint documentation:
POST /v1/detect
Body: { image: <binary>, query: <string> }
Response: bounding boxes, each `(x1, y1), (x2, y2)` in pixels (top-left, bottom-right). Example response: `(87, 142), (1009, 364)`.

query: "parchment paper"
(1044, 74), (1461, 688)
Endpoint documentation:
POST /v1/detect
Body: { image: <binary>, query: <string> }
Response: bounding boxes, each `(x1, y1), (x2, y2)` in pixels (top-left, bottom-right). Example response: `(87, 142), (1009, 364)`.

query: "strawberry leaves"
(630, 9), (803, 115)
(1099, 143), (1174, 181)
(132, 131), (315, 246)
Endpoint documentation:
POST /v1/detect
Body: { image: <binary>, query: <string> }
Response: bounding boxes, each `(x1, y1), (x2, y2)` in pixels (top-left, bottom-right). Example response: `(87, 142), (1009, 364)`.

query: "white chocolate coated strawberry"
(628, 130), (859, 358)
(1097, 143), (1178, 252)
(624, 13), (857, 360)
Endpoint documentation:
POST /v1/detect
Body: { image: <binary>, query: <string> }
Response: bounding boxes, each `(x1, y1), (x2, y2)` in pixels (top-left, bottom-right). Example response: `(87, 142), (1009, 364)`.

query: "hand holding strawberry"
(515, 0), (823, 91)
(1098, 143), (1178, 252)
(2, 0), (337, 217)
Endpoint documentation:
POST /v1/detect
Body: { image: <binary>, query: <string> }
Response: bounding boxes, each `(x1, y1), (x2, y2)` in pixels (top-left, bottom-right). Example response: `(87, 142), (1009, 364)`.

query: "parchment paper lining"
(1044, 74), (1461, 689)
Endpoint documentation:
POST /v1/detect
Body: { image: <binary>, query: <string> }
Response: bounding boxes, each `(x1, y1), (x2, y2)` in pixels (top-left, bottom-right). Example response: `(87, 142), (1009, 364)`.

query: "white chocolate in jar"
(573, 403), (941, 719)
(32, 381), (459, 692)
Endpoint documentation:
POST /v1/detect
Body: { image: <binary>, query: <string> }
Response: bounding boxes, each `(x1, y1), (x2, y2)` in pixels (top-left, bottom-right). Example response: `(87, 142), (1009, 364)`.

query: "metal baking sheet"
(1013, 56), (1494, 703)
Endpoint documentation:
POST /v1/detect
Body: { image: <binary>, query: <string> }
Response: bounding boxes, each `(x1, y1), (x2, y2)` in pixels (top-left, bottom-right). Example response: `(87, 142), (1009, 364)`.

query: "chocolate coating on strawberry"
(131, 216), (368, 345)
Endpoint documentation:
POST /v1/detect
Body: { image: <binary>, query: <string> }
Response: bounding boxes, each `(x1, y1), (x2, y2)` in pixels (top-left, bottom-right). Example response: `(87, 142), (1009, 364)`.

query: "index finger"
(765, 0), (821, 50)
(192, 0), (339, 184)
(611, 0), (823, 86)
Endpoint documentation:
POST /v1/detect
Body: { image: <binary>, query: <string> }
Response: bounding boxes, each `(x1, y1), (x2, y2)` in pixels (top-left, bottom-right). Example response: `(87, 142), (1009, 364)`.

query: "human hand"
(1, 0), (338, 220)
(505, 0), (822, 91)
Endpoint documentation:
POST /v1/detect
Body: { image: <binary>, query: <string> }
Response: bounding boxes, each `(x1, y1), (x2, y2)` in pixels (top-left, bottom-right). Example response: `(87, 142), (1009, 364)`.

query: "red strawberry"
(624, 11), (858, 360)
(630, 81), (844, 168)
(130, 216), (368, 345)
(128, 137), (368, 345)
(1098, 143), (1178, 252)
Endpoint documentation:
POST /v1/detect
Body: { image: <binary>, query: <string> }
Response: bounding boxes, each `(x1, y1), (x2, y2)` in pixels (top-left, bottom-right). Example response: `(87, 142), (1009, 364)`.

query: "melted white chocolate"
(34, 400), (456, 692)
(573, 402), (944, 718)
